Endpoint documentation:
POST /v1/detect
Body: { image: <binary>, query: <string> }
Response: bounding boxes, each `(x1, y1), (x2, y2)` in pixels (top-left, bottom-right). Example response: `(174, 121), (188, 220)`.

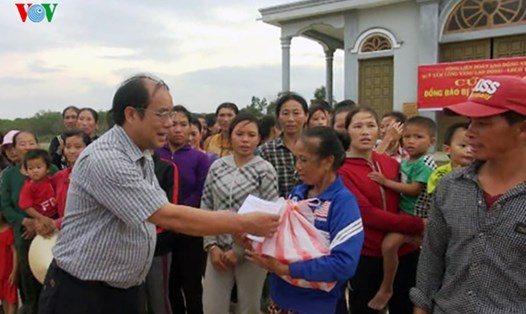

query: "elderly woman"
(247, 126), (364, 314)
(338, 107), (425, 314)
(1, 130), (21, 174)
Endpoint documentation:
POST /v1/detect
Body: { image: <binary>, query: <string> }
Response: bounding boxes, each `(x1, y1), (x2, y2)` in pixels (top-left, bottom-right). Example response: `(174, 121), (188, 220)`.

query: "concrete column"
(417, 0), (440, 151)
(281, 36), (292, 92)
(417, 0), (440, 111)
(325, 49), (335, 105)
(417, 0), (440, 64)
(343, 11), (359, 101)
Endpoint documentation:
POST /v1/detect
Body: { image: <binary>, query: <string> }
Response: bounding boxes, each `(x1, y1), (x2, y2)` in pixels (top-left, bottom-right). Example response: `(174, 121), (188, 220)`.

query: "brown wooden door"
(493, 34), (526, 58)
(358, 57), (393, 117)
(439, 39), (491, 62)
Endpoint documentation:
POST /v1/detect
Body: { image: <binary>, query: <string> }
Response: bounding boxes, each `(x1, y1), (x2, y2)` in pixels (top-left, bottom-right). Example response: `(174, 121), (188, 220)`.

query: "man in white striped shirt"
(38, 74), (279, 314)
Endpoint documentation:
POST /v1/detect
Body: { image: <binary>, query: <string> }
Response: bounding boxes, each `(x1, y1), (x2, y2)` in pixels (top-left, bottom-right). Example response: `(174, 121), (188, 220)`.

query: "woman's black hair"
(259, 114), (277, 143)
(215, 102), (239, 116)
(189, 114), (202, 130)
(274, 92), (309, 117)
(332, 105), (354, 128)
(310, 99), (332, 113)
(78, 107), (99, 123)
(301, 126), (346, 170)
(228, 112), (261, 141)
(334, 99), (356, 110)
(344, 106), (380, 130)
(62, 106), (80, 118)
(205, 113), (216, 128)
(172, 105), (192, 122)
(62, 129), (92, 147)
(335, 131), (351, 151)
(13, 131), (38, 147)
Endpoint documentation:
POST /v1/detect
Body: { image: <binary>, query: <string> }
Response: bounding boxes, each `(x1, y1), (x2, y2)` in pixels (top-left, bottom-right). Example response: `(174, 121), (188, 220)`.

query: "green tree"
(266, 101), (277, 116)
(313, 86), (326, 101)
(244, 96), (270, 118)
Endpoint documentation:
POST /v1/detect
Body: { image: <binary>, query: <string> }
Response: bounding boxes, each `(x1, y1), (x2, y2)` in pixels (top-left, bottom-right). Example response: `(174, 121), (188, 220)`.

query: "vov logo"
(15, 3), (58, 23)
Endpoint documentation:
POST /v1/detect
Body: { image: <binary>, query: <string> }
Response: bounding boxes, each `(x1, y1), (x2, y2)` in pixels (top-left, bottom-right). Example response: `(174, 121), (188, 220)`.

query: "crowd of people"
(0, 74), (525, 314)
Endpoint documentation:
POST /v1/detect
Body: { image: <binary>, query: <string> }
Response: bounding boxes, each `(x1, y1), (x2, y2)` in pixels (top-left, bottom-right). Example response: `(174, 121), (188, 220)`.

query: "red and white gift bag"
(252, 199), (337, 292)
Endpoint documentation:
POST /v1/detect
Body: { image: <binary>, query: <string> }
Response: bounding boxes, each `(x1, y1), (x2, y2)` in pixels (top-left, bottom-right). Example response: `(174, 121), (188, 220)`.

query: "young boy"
(367, 116), (437, 311)
(18, 149), (58, 233)
(426, 122), (473, 195)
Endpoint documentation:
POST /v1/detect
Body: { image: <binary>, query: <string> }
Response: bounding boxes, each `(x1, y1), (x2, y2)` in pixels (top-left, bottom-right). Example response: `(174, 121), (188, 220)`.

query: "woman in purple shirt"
(155, 105), (210, 314)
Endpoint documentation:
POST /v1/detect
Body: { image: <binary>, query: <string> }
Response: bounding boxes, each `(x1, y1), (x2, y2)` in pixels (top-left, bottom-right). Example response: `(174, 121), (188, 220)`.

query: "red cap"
(444, 75), (526, 118)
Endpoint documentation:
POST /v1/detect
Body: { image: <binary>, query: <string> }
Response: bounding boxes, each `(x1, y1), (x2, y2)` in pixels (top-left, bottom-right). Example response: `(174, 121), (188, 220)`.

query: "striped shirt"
(256, 135), (298, 198)
(53, 126), (169, 289)
(201, 155), (279, 250)
(410, 161), (526, 314)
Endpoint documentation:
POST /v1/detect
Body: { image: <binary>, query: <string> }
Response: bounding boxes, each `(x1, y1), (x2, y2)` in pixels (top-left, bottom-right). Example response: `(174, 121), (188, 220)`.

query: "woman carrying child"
(1, 131), (58, 314)
(338, 107), (425, 314)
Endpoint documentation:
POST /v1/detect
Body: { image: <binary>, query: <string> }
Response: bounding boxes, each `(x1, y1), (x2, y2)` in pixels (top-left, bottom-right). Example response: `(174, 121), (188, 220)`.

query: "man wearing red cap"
(410, 75), (526, 314)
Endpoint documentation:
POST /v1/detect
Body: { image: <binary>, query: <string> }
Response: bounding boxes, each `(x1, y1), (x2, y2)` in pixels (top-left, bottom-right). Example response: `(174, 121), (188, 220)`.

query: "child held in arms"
(18, 149), (58, 235)
(367, 116), (437, 310)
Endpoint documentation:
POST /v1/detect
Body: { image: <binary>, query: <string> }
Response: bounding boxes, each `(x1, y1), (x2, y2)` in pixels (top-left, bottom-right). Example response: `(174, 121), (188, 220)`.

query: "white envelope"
(237, 194), (285, 242)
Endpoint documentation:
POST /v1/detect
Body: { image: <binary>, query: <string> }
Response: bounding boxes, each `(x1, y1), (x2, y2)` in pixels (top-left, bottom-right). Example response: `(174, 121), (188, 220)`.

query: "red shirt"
(51, 167), (72, 228)
(483, 191), (502, 208)
(18, 177), (58, 218)
(0, 227), (17, 303)
(338, 151), (424, 258)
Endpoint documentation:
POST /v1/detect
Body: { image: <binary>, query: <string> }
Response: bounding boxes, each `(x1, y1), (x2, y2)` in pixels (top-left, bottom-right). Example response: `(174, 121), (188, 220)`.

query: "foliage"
(243, 96), (276, 118)
(313, 86), (326, 101)
(313, 86), (337, 107)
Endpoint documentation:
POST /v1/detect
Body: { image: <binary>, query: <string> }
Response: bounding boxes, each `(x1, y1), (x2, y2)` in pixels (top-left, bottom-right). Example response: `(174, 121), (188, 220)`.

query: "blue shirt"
(270, 176), (364, 314)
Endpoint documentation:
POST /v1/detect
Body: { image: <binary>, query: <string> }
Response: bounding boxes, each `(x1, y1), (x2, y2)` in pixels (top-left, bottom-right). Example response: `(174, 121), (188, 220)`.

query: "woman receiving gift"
(247, 126), (364, 314)
(201, 113), (280, 314)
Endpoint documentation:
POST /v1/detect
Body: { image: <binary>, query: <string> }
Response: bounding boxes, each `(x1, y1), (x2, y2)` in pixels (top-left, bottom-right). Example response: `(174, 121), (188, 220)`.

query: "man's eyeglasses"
(138, 108), (175, 121)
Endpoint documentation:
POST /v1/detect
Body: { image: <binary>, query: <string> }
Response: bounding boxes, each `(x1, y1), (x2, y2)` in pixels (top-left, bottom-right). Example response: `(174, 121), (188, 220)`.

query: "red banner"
(417, 57), (526, 110)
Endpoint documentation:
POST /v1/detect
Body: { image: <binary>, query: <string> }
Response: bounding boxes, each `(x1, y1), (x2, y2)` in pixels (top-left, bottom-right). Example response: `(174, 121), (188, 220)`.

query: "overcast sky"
(0, 0), (344, 119)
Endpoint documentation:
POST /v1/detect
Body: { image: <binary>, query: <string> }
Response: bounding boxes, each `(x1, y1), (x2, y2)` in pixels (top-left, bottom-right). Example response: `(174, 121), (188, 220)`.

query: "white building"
(259, 0), (526, 142)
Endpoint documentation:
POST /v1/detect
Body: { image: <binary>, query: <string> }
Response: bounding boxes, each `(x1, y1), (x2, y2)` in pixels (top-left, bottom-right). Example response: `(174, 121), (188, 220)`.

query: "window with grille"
(445, 0), (526, 34)
(360, 35), (392, 53)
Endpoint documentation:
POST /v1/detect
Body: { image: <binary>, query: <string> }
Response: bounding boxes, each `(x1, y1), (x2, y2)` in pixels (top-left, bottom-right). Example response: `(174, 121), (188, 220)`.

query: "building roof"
(259, 0), (408, 26)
